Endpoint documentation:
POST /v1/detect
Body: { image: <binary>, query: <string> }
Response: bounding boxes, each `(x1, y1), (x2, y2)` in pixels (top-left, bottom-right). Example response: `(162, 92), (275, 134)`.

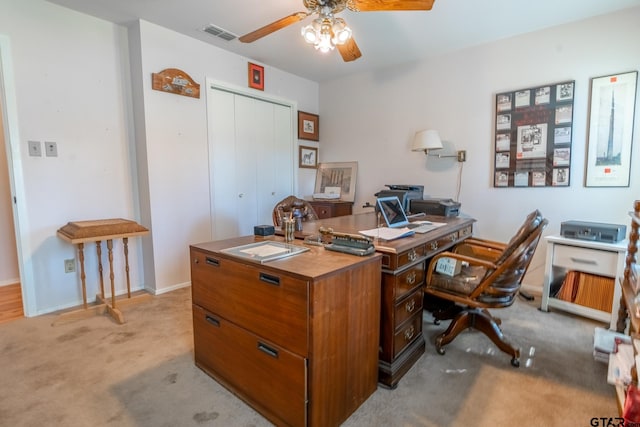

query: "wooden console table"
(303, 212), (475, 388)
(56, 218), (149, 324)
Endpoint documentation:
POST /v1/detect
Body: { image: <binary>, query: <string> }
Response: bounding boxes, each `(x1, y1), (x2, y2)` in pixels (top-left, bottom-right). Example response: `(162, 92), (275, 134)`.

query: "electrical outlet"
(457, 150), (467, 162)
(64, 258), (76, 273)
(28, 140), (42, 157)
(45, 141), (58, 157)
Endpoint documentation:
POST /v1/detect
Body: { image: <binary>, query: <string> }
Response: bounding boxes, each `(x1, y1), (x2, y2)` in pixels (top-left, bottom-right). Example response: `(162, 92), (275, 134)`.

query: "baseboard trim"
(520, 284), (542, 297)
(0, 278), (20, 287)
(152, 281), (191, 295)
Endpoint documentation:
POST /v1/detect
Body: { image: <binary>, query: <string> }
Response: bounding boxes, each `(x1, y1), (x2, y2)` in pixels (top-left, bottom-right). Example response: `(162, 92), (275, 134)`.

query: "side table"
(540, 235), (627, 329)
(56, 218), (150, 324)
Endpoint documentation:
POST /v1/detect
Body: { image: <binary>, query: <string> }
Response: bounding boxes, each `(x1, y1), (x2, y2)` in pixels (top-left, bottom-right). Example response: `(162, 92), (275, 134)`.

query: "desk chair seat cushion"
(429, 264), (518, 305)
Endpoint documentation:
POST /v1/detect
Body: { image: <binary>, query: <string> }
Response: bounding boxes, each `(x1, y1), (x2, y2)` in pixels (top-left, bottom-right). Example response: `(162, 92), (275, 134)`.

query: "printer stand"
(540, 235), (626, 329)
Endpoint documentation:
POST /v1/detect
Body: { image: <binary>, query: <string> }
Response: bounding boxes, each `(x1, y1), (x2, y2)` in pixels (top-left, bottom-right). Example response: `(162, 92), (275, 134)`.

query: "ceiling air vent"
(203, 24), (237, 41)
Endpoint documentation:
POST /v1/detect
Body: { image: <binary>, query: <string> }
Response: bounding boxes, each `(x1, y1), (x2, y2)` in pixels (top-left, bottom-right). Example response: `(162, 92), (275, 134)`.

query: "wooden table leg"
(77, 243), (87, 309)
(107, 239), (116, 308)
(96, 241), (105, 299)
(123, 237), (131, 298)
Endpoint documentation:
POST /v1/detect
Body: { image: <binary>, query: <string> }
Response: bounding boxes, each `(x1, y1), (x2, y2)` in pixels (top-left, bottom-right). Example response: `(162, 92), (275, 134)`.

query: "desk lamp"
(411, 130), (466, 162)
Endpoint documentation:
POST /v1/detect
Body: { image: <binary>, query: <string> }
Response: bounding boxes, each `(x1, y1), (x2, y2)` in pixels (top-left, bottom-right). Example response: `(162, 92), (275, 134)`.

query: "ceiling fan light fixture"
(301, 24), (318, 43)
(300, 16), (350, 53)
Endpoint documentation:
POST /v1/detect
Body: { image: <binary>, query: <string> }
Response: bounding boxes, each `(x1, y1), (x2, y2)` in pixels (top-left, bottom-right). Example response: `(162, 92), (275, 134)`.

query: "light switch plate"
(45, 141), (58, 157)
(28, 140), (42, 157)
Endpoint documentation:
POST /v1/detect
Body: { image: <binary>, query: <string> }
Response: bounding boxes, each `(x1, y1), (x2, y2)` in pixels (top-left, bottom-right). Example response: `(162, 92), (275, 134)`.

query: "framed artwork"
(314, 162), (358, 202)
(585, 71), (638, 187)
(493, 80), (575, 187)
(298, 111), (319, 141)
(298, 145), (318, 169)
(248, 62), (264, 91)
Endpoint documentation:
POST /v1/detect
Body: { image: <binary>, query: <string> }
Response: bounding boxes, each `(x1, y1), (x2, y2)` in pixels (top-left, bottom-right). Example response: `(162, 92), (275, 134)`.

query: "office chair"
(423, 210), (547, 367)
(272, 196), (319, 229)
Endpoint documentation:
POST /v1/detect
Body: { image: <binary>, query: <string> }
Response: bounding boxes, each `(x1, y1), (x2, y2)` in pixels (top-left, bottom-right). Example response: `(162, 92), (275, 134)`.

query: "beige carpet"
(0, 287), (617, 426)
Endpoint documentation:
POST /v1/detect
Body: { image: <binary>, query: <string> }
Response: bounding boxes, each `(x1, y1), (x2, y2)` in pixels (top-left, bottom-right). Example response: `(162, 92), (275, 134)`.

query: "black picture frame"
(493, 80), (575, 187)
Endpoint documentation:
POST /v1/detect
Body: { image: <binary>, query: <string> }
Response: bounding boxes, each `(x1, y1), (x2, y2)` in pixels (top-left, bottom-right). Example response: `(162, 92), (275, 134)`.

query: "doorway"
(0, 82), (22, 323)
(0, 34), (31, 320)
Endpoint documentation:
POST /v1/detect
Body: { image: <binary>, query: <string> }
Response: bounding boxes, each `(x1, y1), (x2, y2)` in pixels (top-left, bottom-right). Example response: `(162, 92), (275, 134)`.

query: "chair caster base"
(511, 357), (520, 367)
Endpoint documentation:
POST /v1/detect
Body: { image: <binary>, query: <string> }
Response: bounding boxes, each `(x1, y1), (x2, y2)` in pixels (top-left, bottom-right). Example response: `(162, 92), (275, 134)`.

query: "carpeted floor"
(0, 287), (618, 427)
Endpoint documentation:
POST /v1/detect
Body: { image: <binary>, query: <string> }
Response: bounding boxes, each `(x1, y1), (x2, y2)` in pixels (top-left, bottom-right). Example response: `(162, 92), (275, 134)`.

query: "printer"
(410, 198), (461, 217)
(375, 184), (424, 212)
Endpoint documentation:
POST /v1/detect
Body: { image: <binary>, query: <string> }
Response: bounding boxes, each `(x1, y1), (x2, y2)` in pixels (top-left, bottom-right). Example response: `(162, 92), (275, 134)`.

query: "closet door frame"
(206, 79), (297, 239)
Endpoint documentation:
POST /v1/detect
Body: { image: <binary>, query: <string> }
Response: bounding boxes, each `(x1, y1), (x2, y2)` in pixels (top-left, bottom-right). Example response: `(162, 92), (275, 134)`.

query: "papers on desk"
(359, 227), (415, 241)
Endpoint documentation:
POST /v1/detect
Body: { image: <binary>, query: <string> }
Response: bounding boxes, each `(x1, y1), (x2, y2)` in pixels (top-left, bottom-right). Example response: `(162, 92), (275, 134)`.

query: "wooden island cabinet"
(191, 236), (382, 427)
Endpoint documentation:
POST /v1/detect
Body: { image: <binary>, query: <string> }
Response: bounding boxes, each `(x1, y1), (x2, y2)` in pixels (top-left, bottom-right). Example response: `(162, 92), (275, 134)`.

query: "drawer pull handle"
(205, 257), (220, 267)
(205, 315), (220, 327)
(450, 233), (457, 242)
(430, 242), (439, 251)
(405, 299), (416, 313)
(408, 249), (417, 262)
(406, 271), (417, 285)
(258, 342), (279, 358)
(259, 272), (281, 286)
(569, 257), (597, 265)
(404, 326), (415, 341)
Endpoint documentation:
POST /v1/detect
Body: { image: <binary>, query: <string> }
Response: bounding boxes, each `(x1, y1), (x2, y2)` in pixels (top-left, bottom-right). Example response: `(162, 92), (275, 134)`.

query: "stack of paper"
(593, 327), (631, 363)
(359, 227), (415, 241)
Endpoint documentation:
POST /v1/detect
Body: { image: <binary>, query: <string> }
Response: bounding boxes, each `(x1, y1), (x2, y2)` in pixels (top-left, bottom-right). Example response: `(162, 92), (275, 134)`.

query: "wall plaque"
(152, 68), (200, 98)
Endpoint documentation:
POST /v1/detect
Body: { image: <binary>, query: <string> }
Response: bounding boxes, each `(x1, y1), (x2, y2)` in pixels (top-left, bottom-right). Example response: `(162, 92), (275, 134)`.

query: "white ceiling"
(46, 0), (640, 82)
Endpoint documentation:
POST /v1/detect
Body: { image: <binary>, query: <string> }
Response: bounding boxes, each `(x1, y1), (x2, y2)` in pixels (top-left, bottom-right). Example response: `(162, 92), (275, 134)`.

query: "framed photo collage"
(494, 80), (575, 187)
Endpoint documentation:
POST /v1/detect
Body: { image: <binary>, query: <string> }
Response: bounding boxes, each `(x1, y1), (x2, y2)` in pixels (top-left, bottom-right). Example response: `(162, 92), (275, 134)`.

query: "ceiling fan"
(238, 0), (436, 62)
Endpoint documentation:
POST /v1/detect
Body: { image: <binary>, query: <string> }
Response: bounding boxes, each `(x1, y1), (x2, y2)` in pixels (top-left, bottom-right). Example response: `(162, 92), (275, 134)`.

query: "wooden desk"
(302, 212), (475, 388)
(56, 218), (149, 324)
(191, 236), (382, 427)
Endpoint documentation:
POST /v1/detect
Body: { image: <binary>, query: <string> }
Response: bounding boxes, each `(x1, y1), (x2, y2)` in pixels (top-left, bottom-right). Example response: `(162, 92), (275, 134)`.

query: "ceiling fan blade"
(348, 0), (435, 11)
(239, 12), (309, 43)
(337, 37), (362, 62)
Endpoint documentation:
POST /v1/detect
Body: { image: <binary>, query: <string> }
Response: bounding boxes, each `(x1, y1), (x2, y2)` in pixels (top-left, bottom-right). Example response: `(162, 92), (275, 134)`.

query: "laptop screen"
(377, 196), (410, 228)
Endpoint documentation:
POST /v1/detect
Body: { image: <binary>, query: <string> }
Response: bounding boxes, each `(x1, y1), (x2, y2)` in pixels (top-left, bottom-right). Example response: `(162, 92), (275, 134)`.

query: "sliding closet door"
(208, 86), (294, 240)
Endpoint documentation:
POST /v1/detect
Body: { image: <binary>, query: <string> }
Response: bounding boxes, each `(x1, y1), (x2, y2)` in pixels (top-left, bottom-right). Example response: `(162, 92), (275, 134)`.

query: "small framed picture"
(298, 145), (318, 169)
(298, 111), (319, 141)
(248, 62), (264, 91)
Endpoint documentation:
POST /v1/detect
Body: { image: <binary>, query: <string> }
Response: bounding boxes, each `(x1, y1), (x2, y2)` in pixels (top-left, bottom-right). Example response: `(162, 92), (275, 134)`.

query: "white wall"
(131, 20), (319, 294)
(0, 0), (140, 314)
(319, 8), (640, 291)
(0, 0), (319, 314)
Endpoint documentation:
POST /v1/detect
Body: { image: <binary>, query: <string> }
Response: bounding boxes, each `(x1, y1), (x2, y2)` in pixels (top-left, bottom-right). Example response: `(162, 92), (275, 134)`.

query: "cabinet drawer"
(553, 244), (618, 277)
(311, 202), (333, 219)
(193, 305), (306, 427)
(392, 311), (423, 359)
(394, 290), (423, 329)
(425, 231), (464, 258)
(191, 249), (309, 356)
(382, 245), (426, 270)
(382, 262), (425, 300)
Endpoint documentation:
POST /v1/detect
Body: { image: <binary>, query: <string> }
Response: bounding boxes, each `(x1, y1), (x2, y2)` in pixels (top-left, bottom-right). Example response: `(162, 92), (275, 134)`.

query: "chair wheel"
(437, 347), (446, 355)
(434, 319), (440, 325)
(511, 358), (520, 367)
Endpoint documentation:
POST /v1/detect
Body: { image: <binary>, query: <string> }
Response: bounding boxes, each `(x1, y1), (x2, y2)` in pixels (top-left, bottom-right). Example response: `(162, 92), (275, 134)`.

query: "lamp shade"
(411, 130), (443, 152)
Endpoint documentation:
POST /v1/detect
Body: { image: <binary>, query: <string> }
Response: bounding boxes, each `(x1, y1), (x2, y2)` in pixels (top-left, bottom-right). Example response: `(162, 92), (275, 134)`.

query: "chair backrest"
(272, 196), (319, 227)
(471, 212), (548, 304)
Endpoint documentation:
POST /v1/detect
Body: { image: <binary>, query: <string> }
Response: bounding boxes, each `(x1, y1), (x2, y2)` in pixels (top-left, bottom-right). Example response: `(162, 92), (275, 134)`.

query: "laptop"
(376, 196), (434, 233)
